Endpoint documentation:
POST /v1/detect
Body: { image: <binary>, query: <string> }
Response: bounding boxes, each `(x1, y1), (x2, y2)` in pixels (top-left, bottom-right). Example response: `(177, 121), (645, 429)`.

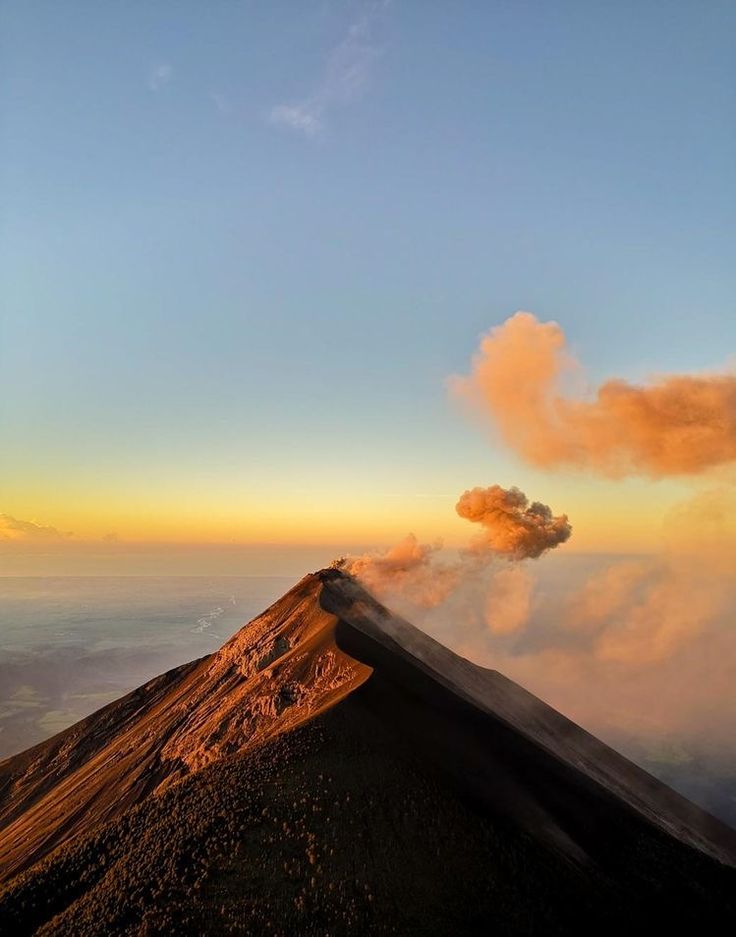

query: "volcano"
(1, 569), (735, 935)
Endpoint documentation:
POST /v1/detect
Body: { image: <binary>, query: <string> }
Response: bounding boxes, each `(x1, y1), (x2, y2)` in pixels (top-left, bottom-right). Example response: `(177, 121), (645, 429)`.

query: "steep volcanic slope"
(0, 574), (370, 883)
(5, 694), (736, 937)
(320, 572), (736, 868)
(1, 569), (735, 935)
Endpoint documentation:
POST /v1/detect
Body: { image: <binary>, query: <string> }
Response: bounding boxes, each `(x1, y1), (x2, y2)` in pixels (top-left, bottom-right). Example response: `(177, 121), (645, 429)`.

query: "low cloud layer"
(483, 565), (532, 635)
(451, 311), (736, 478)
(567, 556), (730, 665)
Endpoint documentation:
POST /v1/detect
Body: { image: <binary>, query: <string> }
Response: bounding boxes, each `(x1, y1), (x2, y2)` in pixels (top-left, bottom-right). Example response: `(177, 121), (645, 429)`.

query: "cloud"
(345, 534), (460, 608)
(210, 92), (231, 115)
(484, 565), (532, 635)
(269, 104), (324, 137)
(456, 485), (572, 559)
(343, 484), (570, 613)
(269, 3), (388, 136)
(0, 514), (72, 544)
(567, 556), (730, 664)
(149, 63), (173, 92)
(451, 311), (736, 478)
(560, 490), (736, 664)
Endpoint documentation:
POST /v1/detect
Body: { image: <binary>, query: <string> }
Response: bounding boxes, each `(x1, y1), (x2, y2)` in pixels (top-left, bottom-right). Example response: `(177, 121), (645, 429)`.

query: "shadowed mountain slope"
(1, 569), (735, 935)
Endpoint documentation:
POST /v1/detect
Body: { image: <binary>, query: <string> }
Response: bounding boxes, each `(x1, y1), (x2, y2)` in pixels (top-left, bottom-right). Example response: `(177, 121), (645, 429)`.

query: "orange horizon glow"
(0, 494), (706, 555)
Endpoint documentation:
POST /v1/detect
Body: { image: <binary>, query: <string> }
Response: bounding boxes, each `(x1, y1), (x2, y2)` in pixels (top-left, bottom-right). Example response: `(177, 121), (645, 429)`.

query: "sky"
(1, 1), (735, 574)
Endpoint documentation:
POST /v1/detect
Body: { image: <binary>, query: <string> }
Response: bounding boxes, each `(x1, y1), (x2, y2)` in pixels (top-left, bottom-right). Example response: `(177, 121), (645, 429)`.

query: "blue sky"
(2, 1), (735, 564)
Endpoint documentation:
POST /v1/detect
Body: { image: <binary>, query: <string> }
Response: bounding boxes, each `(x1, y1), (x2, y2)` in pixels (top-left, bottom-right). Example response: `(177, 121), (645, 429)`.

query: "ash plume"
(451, 311), (736, 478)
(345, 534), (460, 608)
(455, 485), (571, 559)
(344, 485), (570, 618)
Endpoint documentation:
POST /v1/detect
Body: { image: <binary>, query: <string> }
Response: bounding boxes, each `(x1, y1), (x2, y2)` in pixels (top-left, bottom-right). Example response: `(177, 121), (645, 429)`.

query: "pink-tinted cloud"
(451, 311), (736, 477)
(456, 485), (571, 559)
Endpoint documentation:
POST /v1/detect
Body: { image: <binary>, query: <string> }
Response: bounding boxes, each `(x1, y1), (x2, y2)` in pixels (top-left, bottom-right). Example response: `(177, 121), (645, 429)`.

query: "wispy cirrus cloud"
(210, 92), (231, 116)
(269, 2), (389, 137)
(149, 63), (174, 92)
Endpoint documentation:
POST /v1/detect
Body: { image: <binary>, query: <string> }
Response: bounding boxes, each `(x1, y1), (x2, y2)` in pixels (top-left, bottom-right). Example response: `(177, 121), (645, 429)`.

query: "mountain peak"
(1, 569), (735, 933)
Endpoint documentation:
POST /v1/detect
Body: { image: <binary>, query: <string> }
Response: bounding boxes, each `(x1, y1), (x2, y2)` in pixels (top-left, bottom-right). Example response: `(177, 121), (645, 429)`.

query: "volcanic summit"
(1, 569), (735, 935)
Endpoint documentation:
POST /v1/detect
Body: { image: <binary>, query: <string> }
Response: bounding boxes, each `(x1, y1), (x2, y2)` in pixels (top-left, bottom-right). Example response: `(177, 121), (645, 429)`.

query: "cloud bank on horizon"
(451, 311), (736, 478)
(0, 514), (72, 543)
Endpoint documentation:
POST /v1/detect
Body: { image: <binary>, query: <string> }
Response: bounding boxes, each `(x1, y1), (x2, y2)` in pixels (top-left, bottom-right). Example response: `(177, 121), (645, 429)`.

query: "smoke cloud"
(484, 565), (532, 635)
(451, 311), (736, 477)
(345, 533), (460, 609)
(455, 485), (571, 559)
(344, 485), (569, 619)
